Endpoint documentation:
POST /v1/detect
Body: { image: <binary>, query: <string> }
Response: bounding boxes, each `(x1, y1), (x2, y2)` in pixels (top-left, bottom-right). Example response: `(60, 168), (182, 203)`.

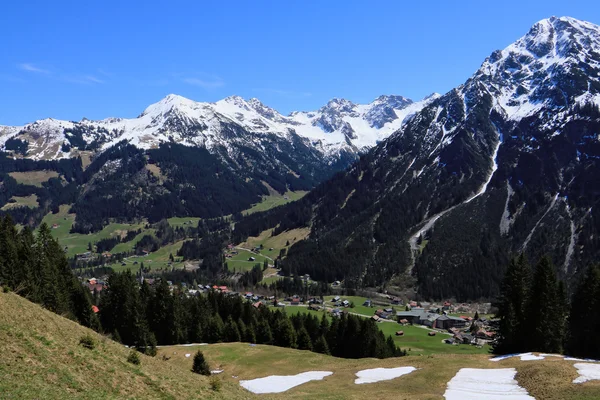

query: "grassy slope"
(0, 291), (245, 400)
(226, 249), (270, 273)
(41, 206), (148, 257)
(8, 170), (60, 187)
(240, 227), (309, 258)
(111, 240), (187, 273)
(1, 194), (39, 210)
(158, 342), (600, 400)
(243, 190), (307, 215)
(1, 290), (599, 400)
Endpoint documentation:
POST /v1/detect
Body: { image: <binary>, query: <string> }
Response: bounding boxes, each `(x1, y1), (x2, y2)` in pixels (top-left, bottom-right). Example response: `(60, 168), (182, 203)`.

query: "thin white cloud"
(62, 75), (105, 85)
(255, 88), (312, 99)
(17, 63), (105, 84)
(18, 63), (50, 74)
(183, 77), (224, 89)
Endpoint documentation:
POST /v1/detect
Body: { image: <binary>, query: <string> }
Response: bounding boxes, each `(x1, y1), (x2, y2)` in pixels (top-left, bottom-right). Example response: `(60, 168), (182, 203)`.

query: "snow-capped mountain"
(0, 93), (438, 161)
(261, 16), (600, 300)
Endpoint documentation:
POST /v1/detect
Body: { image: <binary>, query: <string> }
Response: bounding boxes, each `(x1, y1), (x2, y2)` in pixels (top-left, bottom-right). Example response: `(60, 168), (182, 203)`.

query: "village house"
(363, 299), (372, 307)
(434, 315), (467, 330)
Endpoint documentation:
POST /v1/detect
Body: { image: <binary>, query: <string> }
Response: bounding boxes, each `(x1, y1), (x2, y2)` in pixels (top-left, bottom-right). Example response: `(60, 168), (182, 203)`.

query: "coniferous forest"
(493, 254), (599, 358)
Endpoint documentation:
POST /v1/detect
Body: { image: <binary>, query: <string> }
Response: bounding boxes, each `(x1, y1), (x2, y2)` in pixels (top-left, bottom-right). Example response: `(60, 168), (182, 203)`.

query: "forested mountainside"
(0, 139), (345, 232)
(234, 17), (600, 301)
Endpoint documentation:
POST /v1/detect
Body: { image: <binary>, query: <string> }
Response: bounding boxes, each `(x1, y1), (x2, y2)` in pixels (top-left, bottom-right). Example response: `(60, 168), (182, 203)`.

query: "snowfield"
(491, 352), (548, 361)
(444, 368), (534, 400)
(573, 363), (600, 383)
(239, 371), (333, 394)
(354, 366), (417, 384)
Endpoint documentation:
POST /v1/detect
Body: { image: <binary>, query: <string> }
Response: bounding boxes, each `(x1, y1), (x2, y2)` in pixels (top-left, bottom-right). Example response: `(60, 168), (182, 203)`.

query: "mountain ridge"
(0, 92), (439, 161)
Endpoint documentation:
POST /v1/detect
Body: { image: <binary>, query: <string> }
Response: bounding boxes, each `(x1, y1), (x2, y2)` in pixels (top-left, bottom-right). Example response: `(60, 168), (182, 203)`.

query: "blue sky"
(1, 1), (599, 125)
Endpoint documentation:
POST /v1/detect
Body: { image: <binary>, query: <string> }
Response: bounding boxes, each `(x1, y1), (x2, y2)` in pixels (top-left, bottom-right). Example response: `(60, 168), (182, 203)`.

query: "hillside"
(233, 16), (600, 300)
(159, 342), (600, 399)
(0, 290), (246, 399)
(2, 290), (600, 399)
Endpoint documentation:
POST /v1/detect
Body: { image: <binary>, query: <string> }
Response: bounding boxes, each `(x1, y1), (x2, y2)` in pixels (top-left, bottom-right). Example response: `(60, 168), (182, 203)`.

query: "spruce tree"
(313, 335), (330, 355)
(566, 265), (600, 358)
(224, 316), (241, 342)
(297, 326), (313, 350)
(524, 256), (565, 353)
(493, 254), (530, 354)
(192, 350), (211, 376)
(274, 317), (297, 348)
(256, 319), (273, 345)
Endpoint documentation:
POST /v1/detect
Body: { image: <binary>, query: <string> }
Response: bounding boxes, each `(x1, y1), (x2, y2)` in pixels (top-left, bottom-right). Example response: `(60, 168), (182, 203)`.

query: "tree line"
(494, 254), (600, 359)
(99, 272), (404, 359)
(0, 216), (99, 329)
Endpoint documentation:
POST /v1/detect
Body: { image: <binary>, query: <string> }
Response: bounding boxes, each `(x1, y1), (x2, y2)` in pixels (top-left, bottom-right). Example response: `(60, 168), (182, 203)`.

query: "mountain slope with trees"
(233, 17), (600, 301)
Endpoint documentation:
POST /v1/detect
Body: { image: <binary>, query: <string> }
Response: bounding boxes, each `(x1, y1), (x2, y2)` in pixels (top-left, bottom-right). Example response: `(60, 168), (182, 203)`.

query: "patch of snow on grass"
(520, 353), (545, 361)
(354, 366), (416, 384)
(444, 368), (534, 399)
(490, 352), (551, 361)
(240, 371), (333, 394)
(573, 363), (600, 383)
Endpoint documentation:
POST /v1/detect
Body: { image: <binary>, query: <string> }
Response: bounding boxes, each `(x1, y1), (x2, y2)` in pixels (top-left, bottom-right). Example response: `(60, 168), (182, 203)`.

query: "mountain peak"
(319, 98), (357, 114)
(140, 94), (196, 117)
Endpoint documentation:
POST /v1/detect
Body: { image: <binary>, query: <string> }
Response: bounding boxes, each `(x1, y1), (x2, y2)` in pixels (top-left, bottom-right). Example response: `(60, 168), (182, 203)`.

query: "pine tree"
(313, 335), (330, 355)
(256, 319), (273, 345)
(246, 323), (257, 343)
(566, 265), (600, 358)
(274, 317), (297, 348)
(224, 316), (241, 342)
(493, 254), (530, 354)
(204, 315), (225, 343)
(524, 256), (565, 353)
(191, 350), (211, 376)
(297, 326), (313, 350)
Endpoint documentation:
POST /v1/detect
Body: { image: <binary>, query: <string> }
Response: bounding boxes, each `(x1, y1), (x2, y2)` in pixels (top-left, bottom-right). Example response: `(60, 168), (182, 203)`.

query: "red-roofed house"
(91, 305), (100, 313)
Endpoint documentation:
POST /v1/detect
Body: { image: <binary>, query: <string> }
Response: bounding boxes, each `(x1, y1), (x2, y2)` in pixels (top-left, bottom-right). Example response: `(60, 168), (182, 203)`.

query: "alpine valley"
(2, 16), (600, 300)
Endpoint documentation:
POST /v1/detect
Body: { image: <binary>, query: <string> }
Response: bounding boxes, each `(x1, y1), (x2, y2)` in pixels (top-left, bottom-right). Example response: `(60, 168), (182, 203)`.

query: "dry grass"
(240, 227), (310, 255)
(0, 291), (247, 399)
(146, 164), (166, 183)
(8, 170), (60, 187)
(157, 344), (600, 400)
(516, 359), (600, 400)
(1, 194), (39, 210)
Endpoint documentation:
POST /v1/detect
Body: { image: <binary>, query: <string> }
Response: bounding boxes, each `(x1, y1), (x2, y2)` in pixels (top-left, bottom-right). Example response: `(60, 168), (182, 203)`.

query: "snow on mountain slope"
(0, 93), (438, 160)
(477, 16), (600, 121)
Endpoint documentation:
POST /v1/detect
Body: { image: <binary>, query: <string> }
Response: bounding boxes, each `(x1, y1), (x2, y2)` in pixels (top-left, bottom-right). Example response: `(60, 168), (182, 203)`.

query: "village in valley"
(82, 269), (495, 355)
